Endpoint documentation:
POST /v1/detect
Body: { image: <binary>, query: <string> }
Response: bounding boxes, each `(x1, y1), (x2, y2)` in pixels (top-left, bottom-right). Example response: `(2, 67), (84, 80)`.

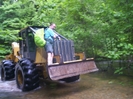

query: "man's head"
(49, 23), (56, 30)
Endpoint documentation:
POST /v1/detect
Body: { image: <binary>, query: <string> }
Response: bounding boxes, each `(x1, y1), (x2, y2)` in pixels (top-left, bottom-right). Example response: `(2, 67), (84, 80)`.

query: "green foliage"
(0, 1), (37, 57)
(114, 67), (125, 75)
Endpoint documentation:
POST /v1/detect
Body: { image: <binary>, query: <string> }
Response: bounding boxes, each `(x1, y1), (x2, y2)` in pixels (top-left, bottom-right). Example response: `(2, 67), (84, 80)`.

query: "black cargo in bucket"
(53, 40), (75, 62)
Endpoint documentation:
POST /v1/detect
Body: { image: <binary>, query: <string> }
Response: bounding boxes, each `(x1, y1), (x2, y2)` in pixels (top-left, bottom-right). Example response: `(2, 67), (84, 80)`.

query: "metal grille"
(53, 40), (75, 62)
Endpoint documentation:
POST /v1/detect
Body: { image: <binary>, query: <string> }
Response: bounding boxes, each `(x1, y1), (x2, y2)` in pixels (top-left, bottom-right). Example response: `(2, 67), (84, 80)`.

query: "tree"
(0, 1), (39, 57)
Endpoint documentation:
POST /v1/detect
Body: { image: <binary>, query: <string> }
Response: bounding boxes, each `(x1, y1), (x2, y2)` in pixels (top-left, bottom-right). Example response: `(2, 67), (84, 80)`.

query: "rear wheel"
(15, 59), (39, 91)
(1, 65), (5, 81)
(0, 60), (15, 81)
(59, 75), (80, 83)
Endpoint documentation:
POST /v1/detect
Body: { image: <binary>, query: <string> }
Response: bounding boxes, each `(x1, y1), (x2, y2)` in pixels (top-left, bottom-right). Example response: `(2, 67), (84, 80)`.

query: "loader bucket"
(47, 58), (98, 81)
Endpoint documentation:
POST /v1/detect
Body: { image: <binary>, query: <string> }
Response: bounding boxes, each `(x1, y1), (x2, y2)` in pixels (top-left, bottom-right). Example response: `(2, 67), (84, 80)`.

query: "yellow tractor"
(0, 26), (98, 91)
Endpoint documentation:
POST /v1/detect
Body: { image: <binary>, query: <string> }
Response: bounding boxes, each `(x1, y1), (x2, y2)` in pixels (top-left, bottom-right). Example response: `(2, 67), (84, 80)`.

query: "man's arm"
(49, 29), (60, 39)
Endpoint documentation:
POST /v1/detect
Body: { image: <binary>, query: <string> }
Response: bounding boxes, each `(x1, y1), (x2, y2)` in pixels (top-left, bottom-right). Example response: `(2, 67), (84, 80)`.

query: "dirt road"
(0, 72), (133, 99)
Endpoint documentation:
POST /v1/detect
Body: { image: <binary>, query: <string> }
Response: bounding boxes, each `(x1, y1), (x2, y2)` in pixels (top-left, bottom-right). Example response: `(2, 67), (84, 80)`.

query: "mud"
(0, 72), (133, 99)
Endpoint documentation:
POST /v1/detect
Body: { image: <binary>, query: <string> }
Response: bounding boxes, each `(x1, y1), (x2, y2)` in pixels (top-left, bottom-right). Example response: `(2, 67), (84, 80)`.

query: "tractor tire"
(0, 60), (15, 81)
(15, 59), (39, 91)
(60, 75), (80, 83)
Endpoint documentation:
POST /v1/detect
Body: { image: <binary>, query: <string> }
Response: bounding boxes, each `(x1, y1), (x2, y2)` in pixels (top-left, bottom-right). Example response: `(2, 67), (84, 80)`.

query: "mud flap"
(47, 59), (98, 81)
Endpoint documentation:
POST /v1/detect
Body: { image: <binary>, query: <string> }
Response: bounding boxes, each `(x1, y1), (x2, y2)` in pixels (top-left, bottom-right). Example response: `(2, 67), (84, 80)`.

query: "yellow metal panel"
(12, 42), (19, 56)
(5, 42), (20, 62)
(35, 48), (47, 63)
(75, 52), (86, 60)
(53, 55), (61, 63)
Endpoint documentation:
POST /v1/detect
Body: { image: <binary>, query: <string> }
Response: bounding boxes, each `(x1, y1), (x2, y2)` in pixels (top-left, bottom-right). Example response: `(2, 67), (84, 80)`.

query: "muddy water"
(0, 71), (133, 99)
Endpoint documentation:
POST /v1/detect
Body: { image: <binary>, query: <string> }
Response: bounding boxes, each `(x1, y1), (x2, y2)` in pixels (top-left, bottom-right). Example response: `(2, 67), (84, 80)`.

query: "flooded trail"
(0, 72), (133, 99)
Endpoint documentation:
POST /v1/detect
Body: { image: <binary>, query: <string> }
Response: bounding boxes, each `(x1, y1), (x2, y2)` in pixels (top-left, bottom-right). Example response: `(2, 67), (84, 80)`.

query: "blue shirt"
(44, 28), (54, 42)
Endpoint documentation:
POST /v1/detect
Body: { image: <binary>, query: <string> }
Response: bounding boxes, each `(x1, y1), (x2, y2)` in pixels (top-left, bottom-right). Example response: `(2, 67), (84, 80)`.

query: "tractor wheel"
(15, 59), (39, 91)
(0, 60), (15, 81)
(59, 75), (80, 83)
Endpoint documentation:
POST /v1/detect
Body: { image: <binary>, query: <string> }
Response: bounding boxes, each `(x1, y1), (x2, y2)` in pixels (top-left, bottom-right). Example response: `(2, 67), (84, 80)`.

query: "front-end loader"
(0, 26), (98, 91)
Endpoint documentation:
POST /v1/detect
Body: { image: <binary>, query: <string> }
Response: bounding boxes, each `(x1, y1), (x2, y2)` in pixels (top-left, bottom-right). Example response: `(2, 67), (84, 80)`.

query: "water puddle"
(0, 72), (133, 99)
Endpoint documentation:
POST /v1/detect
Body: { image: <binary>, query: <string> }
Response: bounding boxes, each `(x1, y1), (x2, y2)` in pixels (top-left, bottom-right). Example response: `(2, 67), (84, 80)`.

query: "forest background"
(0, 0), (133, 74)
